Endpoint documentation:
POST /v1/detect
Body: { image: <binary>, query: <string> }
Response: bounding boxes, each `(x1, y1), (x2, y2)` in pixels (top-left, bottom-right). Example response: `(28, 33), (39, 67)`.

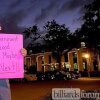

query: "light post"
(84, 54), (90, 77)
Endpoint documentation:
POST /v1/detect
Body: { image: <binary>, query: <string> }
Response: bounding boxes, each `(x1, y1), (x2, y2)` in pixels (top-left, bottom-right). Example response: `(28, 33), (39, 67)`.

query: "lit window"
(74, 63), (78, 69)
(42, 56), (44, 64)
(81, 42), (85, 47)
(83, 62), (86, 69)
(73, 52), (77, 58)
(29, 50), (32, 54)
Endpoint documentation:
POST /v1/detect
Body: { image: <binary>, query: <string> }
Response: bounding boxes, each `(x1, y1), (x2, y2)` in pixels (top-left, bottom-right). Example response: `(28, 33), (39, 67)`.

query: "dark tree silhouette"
(43, 20), (70, 52)
(23, 25), (41, 54)
(75, 0), (100, 49)
(43, 20), (70, 69)
(23, 25), (40, 41)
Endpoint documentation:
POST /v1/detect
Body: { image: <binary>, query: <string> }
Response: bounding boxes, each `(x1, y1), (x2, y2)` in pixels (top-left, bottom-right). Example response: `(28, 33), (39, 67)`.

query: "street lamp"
(84, 54), (90, 77)
(84, 54), (89, 58)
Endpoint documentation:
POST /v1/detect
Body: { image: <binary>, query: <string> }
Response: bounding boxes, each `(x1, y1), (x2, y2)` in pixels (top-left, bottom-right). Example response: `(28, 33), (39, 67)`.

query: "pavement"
(10, 77), (100, 100)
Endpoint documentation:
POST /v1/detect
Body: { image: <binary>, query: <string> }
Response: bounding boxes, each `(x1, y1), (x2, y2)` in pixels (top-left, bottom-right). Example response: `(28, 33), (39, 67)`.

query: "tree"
(23, 25), (41, 54)
(75, 0), (100, 49)
(23, 25), (40, 41)
(43, 20), (70, 69)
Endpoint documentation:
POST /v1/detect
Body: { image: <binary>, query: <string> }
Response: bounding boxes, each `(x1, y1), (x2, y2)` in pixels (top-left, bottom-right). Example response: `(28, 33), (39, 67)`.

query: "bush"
(28, 65), (37, 74)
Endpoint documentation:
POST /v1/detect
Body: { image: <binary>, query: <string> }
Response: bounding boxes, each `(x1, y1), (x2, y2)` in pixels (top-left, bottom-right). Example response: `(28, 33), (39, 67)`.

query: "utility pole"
(87, 58), (90, 77)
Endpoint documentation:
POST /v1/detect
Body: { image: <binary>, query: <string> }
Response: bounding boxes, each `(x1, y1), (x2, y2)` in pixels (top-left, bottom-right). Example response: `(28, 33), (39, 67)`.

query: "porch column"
(68, 52), (74, 71)
(37, 56), (42, 72)
(77, 50), (84, 71)
(44, 54), (49, 71)
(61, 55), (65, 70)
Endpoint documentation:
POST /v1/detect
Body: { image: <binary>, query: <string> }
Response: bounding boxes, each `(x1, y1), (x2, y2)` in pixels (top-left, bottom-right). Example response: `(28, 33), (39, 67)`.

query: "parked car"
(44, 70), (72, 80)
(10, 73), (37, 83)
(36, 70), (73, 81)
(44, 71), (55, 80)
(77, 71), (81, 77)
(51, 70), (72, 80)
(69, 71), (81, 79)
(36, 71), (45, 81)
(60, 71), (72, 80)
(36, 71), (55, 81)
(22, 73), (37, 82)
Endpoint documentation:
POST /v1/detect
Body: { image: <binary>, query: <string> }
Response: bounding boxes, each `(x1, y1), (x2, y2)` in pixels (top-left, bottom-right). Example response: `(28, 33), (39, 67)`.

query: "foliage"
(75, 0), (100, 49)
(43, 20), (70, 53)
(23, 25), (40, 41)
(42, 20), (70, 69)
(23, 25), (42, 54)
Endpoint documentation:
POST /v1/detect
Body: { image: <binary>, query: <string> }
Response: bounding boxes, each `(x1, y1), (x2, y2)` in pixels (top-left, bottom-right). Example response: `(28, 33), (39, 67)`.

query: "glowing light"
(84, 54), (89, 58)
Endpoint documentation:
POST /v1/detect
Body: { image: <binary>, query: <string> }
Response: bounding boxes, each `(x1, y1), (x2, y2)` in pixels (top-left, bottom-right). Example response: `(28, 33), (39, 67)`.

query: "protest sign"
(0, 34), (24, 79)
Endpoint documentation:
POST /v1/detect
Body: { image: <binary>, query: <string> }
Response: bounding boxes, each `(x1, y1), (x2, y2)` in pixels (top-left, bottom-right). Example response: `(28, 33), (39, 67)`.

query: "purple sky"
(0, 0), (93, 34)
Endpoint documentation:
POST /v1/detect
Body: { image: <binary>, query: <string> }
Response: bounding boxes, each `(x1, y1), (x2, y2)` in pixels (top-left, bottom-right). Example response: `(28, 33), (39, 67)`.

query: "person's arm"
(20, 48), (27, 56)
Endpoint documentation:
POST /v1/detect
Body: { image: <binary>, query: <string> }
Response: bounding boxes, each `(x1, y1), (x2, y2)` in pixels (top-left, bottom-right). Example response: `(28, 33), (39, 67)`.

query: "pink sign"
(0, 33), (24, 79)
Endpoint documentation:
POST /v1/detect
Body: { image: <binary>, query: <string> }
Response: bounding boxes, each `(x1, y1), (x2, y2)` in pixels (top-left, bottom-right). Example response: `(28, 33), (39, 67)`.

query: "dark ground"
(10, 77), (100, 100)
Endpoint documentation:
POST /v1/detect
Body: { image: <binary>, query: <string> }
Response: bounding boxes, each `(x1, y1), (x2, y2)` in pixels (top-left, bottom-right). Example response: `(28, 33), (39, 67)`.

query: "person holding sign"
(0, 48), (27, 100)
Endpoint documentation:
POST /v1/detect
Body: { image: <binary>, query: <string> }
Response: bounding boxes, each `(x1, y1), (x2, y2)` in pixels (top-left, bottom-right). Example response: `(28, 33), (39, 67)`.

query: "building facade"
(25, 48), (100, 73)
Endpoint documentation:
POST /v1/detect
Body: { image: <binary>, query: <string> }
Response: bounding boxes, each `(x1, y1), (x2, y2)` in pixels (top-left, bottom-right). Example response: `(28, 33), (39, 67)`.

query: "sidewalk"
(79, 77), (100, 80)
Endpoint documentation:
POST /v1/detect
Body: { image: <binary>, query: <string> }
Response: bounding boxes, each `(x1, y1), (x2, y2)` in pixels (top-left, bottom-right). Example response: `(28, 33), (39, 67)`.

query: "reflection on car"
(69, 71), (81, 79)
(36, 71), (45, 81)
(36, 70), (72, 81)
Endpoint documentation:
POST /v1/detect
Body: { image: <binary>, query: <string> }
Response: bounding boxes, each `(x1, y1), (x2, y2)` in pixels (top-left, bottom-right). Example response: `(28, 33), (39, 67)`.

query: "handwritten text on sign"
(0, 34), (23, 79)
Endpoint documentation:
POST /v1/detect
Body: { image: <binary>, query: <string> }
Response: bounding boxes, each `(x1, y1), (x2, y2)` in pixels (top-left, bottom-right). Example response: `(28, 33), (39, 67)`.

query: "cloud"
(34, 0), (93, 25)
(72, 16), (84, 25)
(9, 0), (23, 9)
(0, 0), (94, 34)
(56, 0), (93, 16)
(34, 1), (56, 24)
(0, 0), (36, 34)
(72, 0), (94, 25)
(0, 10), (26, 34)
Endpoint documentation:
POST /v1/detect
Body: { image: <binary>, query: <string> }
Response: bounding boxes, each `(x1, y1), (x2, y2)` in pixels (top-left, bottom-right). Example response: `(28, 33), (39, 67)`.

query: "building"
(25, 52), (59, 72)
(25, 47), (100, 76)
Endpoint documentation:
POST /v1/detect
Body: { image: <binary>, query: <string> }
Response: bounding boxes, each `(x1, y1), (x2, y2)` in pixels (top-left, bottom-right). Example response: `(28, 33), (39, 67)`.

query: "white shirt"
(0, 79), (11, 100)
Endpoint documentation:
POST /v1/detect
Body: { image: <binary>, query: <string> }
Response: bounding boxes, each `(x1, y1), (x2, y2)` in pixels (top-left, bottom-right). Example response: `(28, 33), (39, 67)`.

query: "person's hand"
(20, 48), (27, 57)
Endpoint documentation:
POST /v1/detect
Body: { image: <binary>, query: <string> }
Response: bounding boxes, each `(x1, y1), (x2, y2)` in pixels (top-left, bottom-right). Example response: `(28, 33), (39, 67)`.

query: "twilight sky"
(0, 0), (93, 34)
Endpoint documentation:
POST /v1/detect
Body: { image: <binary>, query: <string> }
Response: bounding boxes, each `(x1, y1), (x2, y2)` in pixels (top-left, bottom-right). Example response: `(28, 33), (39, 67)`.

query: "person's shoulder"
(0, 79), (9, 88)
